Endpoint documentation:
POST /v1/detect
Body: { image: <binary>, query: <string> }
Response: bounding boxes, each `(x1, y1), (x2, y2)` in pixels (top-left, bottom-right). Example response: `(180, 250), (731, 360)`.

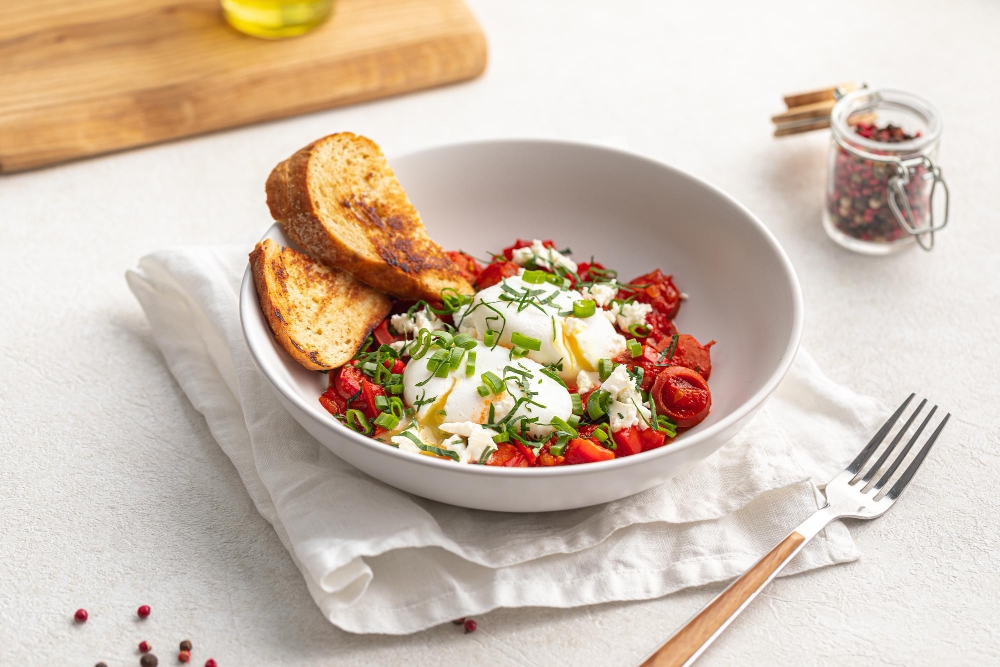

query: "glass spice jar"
(824, 88), (949, 253)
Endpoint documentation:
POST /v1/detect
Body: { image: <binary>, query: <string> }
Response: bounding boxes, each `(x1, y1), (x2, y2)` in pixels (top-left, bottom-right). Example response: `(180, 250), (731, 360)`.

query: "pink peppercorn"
(137, 604), (151, 619)
(205, 660), (218, 667)
(178, 650), (191, 663)
(463, 618), (477, 633)
(139, 640), (152, 653)
(74, 608), (88, 623)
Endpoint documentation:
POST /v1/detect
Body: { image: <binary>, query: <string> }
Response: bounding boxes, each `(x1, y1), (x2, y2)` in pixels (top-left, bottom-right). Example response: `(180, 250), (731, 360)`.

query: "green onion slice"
(511, 331), (542, 352)
(628, 323), (651, 338)
(453, 333), (478, 350)
(374, 395), (389, 412)
(465, 351), (477, 377)
(511, 346), (528, 358)
(522, 269), (548, 284)
(627, 339), (643, 358)
(587, 389), (612, 419)
(477, 385), (490, 397)
(492, 431), (510, 444)
(484, 330), (498, 347)
(573, 299), (596, 319)
(448, 347), (465, 370)
(598, 358), (614, 381)
(570, 393), (583, 415)
(481, 371), (505, 395)
(345, 409), (372, 434)
(549, 416), (578, 437)
(373, 412), (400, 430)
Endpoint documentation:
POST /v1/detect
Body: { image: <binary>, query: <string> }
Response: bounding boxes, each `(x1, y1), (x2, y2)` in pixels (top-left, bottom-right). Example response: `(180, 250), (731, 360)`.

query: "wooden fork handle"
(641, 531), (807, 667)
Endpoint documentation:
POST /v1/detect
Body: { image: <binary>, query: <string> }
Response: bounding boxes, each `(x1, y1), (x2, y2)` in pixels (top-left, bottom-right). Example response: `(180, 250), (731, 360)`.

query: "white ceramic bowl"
(240, 139), (802, 512)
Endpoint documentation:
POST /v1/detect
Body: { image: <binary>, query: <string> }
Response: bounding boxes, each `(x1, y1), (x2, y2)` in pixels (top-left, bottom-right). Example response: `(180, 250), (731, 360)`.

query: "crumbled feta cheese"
(562, 317), (586, 336)
(575, 370), (598, 394)
(580, 282), (617, 308)
(390, 308), (445, 337)
(510, 239), (578, 273)
(603, 303), (619, 325)
(601, 364), (651, 431)
(439, 421), (500, 463)
(389, 340), (407, 354)
(615, 301), (652, 331)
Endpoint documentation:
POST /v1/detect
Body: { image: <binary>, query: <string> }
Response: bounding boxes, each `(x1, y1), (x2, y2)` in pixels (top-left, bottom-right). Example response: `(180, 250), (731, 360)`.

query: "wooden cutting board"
(0, 0), (486, 173)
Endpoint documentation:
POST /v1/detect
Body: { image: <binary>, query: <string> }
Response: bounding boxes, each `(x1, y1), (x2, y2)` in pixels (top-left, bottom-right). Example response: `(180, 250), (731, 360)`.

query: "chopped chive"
(627, 339), (643, 358)
(374, 412), (400, 430)
(539, 367), (567, 387)
(478, 446), (496, 464)
(419, 443), (461, 461)
(511, 331), (542, 352)
(598, 358), (614, 381)
(522, 269), (548, 284)
(571, 393), (583, 415)
(657, 334), (679, 364)
(482, 371), (505, 395)
(465, 351), (477, 377)
(573, 299), (596, 318)
(345, 409), (372, 434)
(477, 385), (490, 397)
(484, 330), (498, 347)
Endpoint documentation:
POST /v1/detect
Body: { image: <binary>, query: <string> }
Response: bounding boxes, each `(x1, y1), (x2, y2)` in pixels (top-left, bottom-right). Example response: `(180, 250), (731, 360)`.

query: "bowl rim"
(239, 138), (803, 478)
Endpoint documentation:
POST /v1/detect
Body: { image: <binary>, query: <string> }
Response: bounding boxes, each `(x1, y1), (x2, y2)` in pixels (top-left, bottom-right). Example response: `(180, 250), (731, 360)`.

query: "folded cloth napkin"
(126, 245), (886, 635)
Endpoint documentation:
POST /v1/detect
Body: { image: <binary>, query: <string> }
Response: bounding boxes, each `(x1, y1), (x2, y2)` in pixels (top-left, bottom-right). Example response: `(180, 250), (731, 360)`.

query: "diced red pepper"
(612, 427), (644, 457)
(486, 443), (529, 467)
(640, 428), (667, 451)
(513, 441), (538, 465)
(564, 438), (615, 464)
(373, 319), (401, 347)
(319, 387), (347, 417)
(334, 364), (364, 401)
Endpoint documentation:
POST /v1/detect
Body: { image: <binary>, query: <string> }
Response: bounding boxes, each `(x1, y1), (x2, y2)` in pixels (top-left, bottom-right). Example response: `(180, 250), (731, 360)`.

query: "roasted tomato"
(360, 378), (386, 419)
(622, 269), (682, 319)
(334, 364), (364, 400)
(446, 250), (484, 284)
(613, 344), (662, 391)
(666, 334), (715, 380)
(611, 427), (643, 457)
(373, 318), (401, 347)
(319, 387), (347, 417)
(475, 261), (520, 290)
(564, 438), (615, 464)
(646, 312), (676, 343)
(652, 366), (712, 428)
(487, 443), (530, 467)
(576, 261), (606, 283)
(502, 239), (555, 260)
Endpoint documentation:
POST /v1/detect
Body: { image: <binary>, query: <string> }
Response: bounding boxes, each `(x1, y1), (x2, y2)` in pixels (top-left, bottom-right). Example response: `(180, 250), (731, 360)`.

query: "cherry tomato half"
(475, 261), (521, 290)
(319, 387), (347, 417)
(622, 269), (682, 319)
(667, 334), (715, 380)
(445, 250), (483, 284)
(652, 366), (712, 429)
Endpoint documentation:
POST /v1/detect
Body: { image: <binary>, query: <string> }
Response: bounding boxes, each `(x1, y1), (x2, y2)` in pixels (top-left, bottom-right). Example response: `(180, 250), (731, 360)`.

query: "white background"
(2, 1), (998, 664)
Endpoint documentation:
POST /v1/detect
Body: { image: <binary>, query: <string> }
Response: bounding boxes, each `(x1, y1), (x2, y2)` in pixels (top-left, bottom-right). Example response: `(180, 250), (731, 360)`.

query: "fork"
(639, 394), (950, 667)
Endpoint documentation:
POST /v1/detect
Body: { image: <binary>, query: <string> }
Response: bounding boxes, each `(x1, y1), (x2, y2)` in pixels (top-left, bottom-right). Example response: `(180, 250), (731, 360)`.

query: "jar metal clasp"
(887, 156), (950, 251)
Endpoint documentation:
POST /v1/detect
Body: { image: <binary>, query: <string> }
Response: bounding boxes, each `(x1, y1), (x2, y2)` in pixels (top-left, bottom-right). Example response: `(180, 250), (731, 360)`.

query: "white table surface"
(3, 1), (999, 664)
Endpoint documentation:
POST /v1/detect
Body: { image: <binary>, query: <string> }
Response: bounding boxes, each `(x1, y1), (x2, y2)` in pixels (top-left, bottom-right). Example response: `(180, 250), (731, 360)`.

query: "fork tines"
(847, 393), (950, 500)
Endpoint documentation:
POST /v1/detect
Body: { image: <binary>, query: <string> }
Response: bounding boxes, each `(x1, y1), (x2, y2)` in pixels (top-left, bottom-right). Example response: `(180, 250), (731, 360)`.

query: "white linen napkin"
(126, 245), (886, 635)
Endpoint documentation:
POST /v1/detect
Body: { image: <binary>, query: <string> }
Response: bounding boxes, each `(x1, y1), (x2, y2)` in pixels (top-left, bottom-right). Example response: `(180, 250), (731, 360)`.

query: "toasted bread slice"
(249, 239), (391, 371)
(265, 132), (474, 301)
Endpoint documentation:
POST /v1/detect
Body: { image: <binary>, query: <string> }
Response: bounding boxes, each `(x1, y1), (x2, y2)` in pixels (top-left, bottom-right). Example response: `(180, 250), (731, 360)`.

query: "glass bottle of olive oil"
(222, 0), (334, 39)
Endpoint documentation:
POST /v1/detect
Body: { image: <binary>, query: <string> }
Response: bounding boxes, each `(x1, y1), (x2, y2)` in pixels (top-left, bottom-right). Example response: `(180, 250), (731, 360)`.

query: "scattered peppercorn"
(96, 663), (108, 667)
(74, 608), (89, 623)
(463, 618), (477, 633)
(140, 654), (159, 667)
(137, 604), (151, 619)
(451, 618), (465, 625)
(827, 122), (930, 245)
(179, 650), (191, 663)
(204, 660), (217, 667)
(139, 640), (152, 653)
(180, 640), (193, 651)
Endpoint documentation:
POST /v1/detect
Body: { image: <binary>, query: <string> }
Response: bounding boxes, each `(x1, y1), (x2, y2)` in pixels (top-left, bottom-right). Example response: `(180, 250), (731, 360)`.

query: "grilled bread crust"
(249, 238), (391, 371)
(265, 132), (474, 302)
